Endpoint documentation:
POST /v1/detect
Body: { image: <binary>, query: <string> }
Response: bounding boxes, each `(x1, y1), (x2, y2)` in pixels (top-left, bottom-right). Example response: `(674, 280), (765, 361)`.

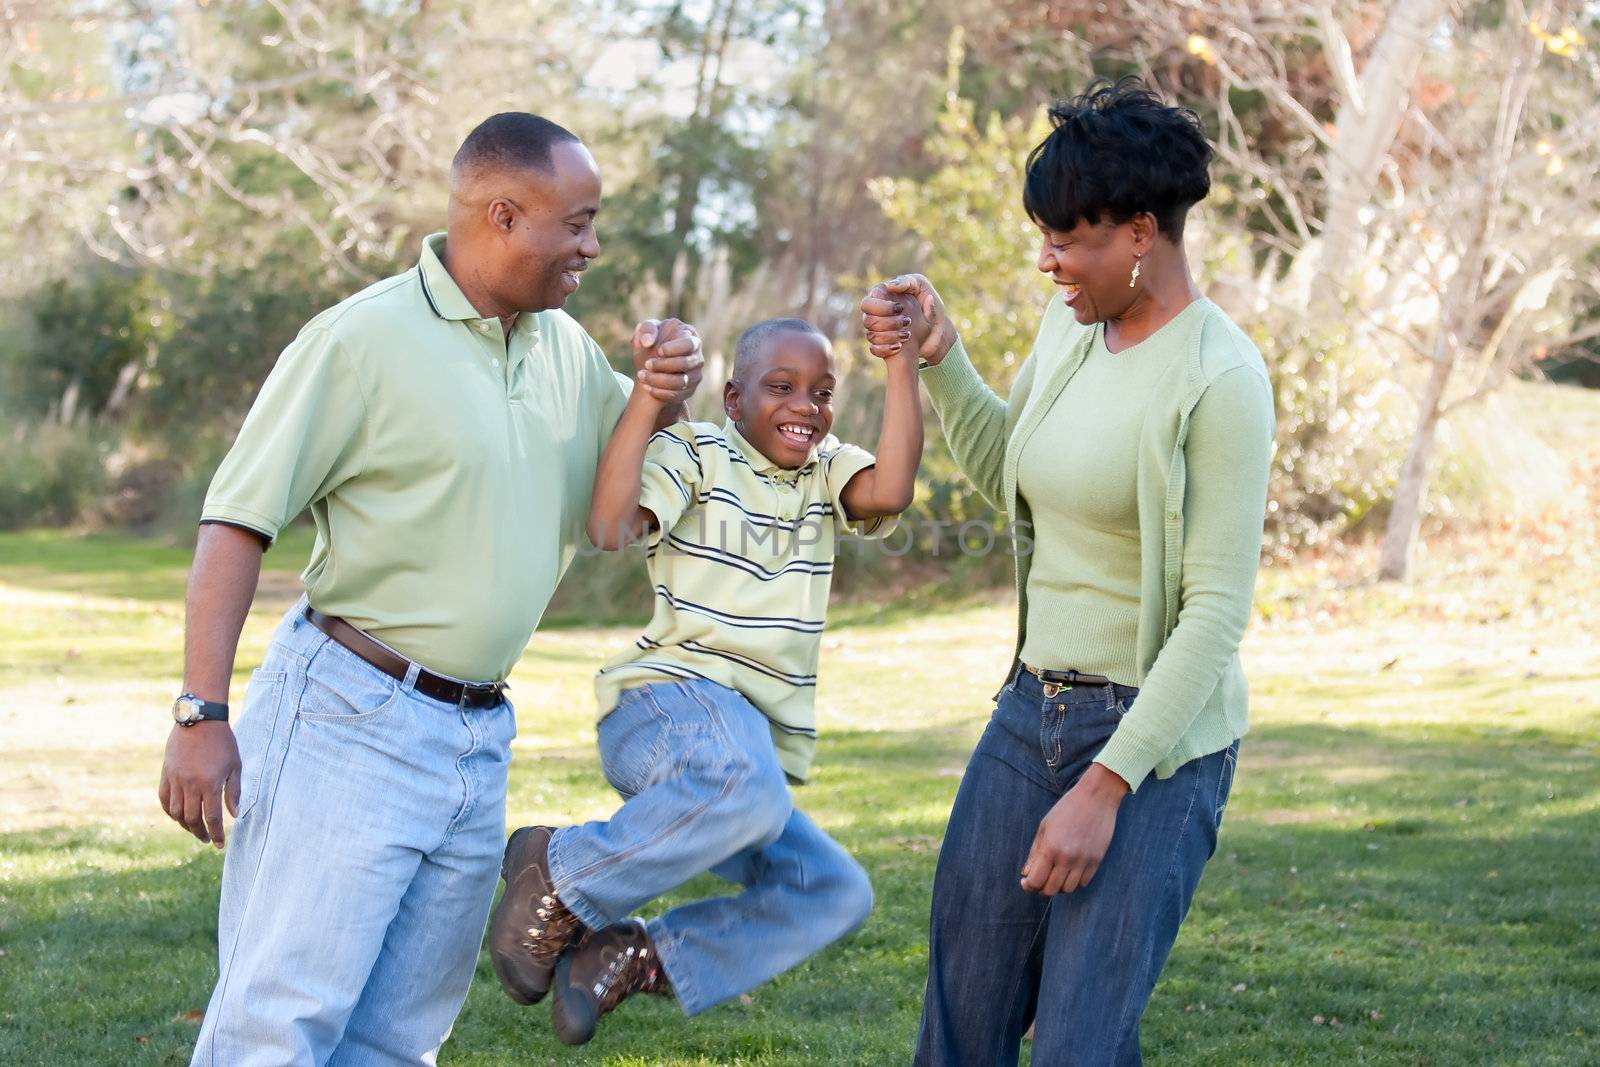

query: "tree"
(1081, 0), (1600, 575)
(1377, 0), (1595, 579)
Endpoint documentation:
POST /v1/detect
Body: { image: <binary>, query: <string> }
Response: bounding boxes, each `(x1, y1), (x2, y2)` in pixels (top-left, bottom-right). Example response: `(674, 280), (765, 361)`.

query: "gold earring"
(1129, 255), (1142, 288)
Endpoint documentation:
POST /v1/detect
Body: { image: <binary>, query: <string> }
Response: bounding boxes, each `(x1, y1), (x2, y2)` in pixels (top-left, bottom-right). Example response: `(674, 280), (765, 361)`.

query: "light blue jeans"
(546, 679), (873, 1016)
(192, 600), (515, 1066)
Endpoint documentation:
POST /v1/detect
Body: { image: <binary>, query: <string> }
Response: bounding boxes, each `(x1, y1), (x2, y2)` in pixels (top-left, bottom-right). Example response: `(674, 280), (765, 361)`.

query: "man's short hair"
(1022, 77), (1214, 240)
(452, 113), (581, 177)
(732, 318), (827, 382)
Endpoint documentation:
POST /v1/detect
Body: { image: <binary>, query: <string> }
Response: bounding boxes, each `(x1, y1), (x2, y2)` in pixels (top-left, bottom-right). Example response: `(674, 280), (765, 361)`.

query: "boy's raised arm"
(840, 346), (923, 520)
(589, 324), (692, 550)
(588, 387), (666, 550)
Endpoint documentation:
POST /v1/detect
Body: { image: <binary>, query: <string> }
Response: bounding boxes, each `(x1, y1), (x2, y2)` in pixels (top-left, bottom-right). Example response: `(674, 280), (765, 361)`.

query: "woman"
(861, 77), (1275, 1065)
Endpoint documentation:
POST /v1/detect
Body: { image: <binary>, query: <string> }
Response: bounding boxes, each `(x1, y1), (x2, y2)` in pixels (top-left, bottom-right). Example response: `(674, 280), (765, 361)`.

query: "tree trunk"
(666, 0), (738, 321)
(1377, 347), (1451, 580)
(1376, 0), (1547, 581)
(1314, 0), (1450, 309)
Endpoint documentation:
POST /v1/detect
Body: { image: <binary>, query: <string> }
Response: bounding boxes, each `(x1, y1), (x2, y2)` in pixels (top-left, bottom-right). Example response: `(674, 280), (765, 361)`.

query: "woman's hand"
(860, 274), (957, 366)
(1020, 763), (1130, 895)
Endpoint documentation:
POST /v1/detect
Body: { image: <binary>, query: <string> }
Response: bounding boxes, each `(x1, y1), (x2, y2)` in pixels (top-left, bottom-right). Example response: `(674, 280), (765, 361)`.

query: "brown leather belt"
(1022, 663), (1112, 687)
(304, 607), (507, 708)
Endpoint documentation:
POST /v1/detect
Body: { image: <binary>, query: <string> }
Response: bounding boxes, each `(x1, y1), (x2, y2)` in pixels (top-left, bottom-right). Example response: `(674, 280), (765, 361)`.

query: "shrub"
(0, 422), (108, 529)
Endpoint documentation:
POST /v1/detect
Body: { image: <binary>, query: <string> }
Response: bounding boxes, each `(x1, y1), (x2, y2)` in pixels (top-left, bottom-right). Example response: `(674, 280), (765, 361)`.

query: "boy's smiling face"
(723, 329), (836, 470)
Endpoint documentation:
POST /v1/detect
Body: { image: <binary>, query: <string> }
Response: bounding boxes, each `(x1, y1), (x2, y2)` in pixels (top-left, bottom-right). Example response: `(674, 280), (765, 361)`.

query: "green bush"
(1251, 308), (1411, 554)
(0, 423), (108, 529)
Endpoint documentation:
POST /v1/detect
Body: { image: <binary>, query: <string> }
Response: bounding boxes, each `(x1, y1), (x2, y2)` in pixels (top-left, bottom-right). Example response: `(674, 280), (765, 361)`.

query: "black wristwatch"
(172, 693), (230, 727)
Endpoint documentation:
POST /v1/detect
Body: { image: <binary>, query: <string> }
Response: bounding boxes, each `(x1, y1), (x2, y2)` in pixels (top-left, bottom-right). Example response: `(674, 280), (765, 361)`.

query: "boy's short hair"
(731, 319), (828, 383)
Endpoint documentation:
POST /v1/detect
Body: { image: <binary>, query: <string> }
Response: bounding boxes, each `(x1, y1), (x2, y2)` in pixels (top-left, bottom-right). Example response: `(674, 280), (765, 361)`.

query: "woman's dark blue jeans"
(914, 667), (1238, 1066)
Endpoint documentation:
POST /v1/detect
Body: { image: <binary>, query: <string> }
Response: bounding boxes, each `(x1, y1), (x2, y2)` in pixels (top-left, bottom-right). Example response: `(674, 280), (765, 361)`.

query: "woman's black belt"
(1021, 663), (1112, 687)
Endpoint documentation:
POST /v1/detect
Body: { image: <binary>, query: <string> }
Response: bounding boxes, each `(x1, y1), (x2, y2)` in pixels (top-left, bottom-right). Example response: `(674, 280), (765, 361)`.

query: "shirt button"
(491, 358), (500, 368)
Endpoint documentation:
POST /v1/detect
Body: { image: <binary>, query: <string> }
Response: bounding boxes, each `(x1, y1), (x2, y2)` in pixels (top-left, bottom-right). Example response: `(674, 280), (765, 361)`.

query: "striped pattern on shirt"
(594, 419), (887, 782)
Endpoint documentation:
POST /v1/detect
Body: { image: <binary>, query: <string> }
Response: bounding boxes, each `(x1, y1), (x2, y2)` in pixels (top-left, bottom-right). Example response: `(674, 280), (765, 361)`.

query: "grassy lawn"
(1, 522), (1597, 1066)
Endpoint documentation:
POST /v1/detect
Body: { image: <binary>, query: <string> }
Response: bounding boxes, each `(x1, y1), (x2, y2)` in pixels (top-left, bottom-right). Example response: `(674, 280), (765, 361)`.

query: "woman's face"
(1034, 217), (1142, 325)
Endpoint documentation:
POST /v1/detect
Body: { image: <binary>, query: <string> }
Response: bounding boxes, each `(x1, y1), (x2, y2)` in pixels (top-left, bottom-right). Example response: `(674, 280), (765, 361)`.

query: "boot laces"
(521, 892), (581, 964)
(592, 937), (672, 1014)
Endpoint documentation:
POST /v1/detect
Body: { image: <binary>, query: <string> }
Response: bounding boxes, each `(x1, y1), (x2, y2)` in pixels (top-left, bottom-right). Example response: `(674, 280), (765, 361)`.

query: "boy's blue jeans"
(546, 679), (873, 1016)
(914, 667), (1238, 1067)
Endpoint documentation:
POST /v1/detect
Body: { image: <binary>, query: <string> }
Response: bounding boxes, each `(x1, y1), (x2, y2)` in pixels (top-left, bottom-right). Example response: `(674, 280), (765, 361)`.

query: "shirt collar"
(417, 232), (489, 322)
(722, 418), (818, 477)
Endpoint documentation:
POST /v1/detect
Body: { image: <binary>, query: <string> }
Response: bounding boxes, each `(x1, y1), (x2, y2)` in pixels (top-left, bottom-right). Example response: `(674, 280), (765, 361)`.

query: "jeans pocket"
(1213, 742), (1239, 828)
(597, 688), (668, 798)
(235, 667), (287, 819)
(296, 639), (403, 724)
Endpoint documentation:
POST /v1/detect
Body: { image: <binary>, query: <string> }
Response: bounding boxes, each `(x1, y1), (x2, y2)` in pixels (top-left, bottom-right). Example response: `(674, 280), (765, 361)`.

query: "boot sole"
(549, 950), (600, 1046)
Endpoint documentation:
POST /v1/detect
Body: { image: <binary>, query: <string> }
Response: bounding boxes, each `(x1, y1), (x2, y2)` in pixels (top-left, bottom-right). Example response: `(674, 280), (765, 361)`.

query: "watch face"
(172, 696), (202, 725)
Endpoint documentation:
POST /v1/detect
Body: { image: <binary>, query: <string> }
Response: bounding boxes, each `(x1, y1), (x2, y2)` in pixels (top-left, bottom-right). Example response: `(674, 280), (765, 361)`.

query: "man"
(157, 112), (704, 1065)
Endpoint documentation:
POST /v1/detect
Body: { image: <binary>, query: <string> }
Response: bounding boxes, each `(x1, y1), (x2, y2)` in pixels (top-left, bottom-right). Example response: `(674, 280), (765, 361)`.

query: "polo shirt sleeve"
(201, 327), (368, 543)
(599, 370), (634, 442)
(821, 442), (895, 538)
(637, 425), (703, 542)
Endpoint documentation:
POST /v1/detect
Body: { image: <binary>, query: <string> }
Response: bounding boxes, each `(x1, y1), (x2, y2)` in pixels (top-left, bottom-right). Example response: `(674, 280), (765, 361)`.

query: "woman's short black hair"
(1022, 77), (1214, 240)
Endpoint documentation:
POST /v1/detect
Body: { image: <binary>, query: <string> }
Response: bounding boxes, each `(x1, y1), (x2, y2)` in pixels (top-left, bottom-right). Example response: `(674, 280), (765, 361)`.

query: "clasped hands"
(858, 273), (958, 366)
(631, 317), (704, 405)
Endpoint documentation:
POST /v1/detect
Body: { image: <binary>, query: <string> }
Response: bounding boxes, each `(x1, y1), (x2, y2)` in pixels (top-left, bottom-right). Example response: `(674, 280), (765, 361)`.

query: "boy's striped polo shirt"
(594, 419), (890, 782)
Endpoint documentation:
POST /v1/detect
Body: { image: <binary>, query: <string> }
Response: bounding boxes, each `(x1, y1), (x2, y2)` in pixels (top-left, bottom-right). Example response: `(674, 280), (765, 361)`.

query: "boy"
(487, 317), (922, 1044)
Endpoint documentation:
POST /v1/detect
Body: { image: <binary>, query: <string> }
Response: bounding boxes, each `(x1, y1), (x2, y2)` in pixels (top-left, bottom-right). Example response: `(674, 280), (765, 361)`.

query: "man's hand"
(158, 721), (242, 848)
(860, 274), (958, 365)
(1020, 763), (1130, 895)
(631, 318), (704, 405)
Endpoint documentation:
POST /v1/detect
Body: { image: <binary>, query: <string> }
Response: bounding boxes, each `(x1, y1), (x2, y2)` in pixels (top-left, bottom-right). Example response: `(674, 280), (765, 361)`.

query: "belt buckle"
(463, 680), (504, 705)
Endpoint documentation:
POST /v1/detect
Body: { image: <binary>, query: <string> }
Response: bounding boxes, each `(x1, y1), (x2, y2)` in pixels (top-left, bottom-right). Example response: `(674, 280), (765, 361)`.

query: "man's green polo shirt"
(203, 233), (631, 682)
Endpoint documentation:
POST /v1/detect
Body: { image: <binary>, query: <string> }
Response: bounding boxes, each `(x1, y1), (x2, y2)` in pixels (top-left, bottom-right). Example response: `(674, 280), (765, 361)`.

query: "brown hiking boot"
(549, 919), (673, 1045)
(487, 825), (585, 1005)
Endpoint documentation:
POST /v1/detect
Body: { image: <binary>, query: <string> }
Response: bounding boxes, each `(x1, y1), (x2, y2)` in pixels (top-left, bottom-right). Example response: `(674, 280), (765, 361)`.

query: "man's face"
(495, 140), (602, 313)
(724, 331), (836, 470)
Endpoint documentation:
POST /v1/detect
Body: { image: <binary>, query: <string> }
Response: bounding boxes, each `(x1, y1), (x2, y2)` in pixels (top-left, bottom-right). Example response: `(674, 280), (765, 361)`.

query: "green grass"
(1, 529), (1597, 1065)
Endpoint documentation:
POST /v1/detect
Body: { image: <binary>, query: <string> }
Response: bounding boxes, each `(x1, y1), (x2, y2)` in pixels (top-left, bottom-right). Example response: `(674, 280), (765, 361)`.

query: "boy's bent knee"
(835, 860), (874, 933)
(711, 756), (791, 850)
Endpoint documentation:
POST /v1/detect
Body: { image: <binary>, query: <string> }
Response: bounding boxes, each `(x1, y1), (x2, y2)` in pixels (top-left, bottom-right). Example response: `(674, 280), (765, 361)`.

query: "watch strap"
(176, 693), (230, 725)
